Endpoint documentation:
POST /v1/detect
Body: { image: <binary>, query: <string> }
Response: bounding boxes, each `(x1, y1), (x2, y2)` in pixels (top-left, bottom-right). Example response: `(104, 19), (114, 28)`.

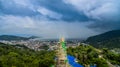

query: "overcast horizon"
(0, 0), (120, 39)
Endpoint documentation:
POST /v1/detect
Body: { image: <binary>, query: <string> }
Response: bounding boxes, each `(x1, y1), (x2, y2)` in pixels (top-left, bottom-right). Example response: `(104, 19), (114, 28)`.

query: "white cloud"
(13, 0), (35, 11)
(63, 0), (120, 20)
(37, 7), (62, 20)
(1, 0), (119, 38)
(0, 15), (98, 39)
(0, 15), (36, 28)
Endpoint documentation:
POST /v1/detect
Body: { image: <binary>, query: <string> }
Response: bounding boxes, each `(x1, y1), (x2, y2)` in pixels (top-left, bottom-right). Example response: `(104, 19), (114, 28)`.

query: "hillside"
(85, 30), (120, 48)
(67, 44), (120, 67)
(0, 35), (38, 41)
(0, 42), (55, 67)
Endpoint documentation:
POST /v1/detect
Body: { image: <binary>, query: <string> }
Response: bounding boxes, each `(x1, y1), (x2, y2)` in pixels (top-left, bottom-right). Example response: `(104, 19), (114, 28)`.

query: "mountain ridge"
(0, 35), (39, 41)
(85, 30), (120, 48)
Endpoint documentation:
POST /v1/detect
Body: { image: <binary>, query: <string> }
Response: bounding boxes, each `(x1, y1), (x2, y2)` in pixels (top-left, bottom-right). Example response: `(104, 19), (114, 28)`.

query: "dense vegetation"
(85, 30), (120, 48)
(67, 45), (108, 67)
(0, 42), (55, 67)
(67, 44), (120, 67)
(102, 48), (120, 65)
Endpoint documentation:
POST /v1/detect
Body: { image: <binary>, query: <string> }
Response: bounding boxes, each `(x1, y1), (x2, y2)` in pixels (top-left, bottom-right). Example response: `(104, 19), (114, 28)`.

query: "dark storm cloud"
(0, 0), (120, 38)
(33, 0), (89, 22)
(87, 20), (120, 32)
(0, 0), (40, 16)
(0, 0), (89, 22)
(63, 0), (120, 32)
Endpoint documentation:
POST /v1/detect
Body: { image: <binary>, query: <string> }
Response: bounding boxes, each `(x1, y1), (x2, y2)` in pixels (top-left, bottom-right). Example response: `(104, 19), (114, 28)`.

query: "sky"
(0, 0), (120, 39)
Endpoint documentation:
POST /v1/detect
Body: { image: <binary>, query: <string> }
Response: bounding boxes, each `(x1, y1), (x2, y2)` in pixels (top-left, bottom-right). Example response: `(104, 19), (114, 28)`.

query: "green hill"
(0, 42), (55, 67)
(0, 35), (38, 41)
(85, 30), (120, 48)
(67, 44), (120, 66)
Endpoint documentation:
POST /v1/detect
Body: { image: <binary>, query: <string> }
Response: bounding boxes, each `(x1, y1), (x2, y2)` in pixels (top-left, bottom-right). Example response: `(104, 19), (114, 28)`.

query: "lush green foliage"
(67, 45), (108, 67)
(102, 48), (120, 65)
(0, 43), (55, 67)
(86, 30), (120, 48)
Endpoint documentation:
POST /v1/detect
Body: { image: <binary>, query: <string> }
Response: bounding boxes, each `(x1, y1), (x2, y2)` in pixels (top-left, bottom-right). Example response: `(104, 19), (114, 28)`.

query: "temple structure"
(56, 37), (70, 67)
